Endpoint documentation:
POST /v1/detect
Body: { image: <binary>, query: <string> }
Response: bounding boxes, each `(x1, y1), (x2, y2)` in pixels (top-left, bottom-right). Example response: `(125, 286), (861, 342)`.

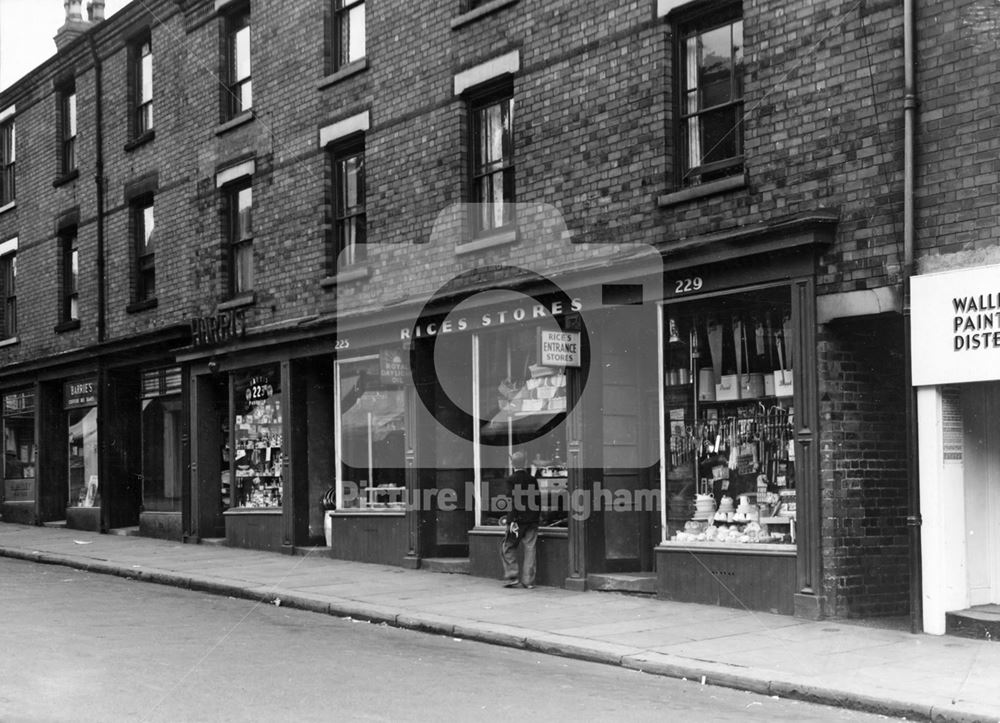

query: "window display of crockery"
(498, 365), (567, 416)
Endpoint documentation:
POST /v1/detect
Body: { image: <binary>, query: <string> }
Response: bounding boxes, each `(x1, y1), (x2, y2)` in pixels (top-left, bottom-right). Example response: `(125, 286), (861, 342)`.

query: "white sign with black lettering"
(911, 264), (1000, 386)
(538, 330), (581, 367)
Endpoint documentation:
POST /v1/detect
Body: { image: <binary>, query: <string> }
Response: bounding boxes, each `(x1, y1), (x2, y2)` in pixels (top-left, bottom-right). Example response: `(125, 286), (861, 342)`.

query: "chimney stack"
(87, 1), (106, 22)
(54, 0), (93, 51)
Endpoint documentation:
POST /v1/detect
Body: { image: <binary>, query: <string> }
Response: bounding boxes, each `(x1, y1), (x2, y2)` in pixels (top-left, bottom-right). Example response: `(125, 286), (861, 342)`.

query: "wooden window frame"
(0, 248), (15, 339)
(0, 119), (14, 206)
(468, 79), (515, 235)
(674, 3), (744, 186)
(223, 4), (252, 120)
(224, 180), (253, 297)
(333, 0), (366, 71)
(133, 196), (156, 302)
(331, 136), (366, 271)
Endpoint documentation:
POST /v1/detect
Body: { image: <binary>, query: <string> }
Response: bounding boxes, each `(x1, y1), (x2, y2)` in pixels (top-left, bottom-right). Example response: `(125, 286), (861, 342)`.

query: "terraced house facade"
(2, 0), (961, 630)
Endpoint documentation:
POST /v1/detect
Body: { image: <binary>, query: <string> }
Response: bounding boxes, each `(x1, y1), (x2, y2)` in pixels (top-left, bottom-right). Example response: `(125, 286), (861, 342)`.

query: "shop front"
(1, 389), (37, 524)
(912, 264), (1000, 637)
(652, 218), (828, 618)
(185, 311), (338, 552)
(64, 376), (101, 531)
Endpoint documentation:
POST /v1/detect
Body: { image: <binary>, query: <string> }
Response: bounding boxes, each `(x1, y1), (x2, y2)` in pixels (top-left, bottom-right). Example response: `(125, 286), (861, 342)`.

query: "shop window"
(331, 137), (366, 269)
(140, 367), (182, 513)
(132, 36), (153, 137)
(0, 242), (16, 339)
(223, 4), (252, 120)
(230, 368), (283, 509)
(0, 116), (14, 205)
(60, 228), (79, 323)
(3, 390), (36, 505)
(475, 323), (568, 528)
(675, 3), (743, 185)
(133, 197), (155, 302)
(224, 181), (253, 296)
(59, 85), (77, 175)
(332, 0), (365, 71)
(66, 378), (99, 509)
(335, 355), (407, 511)
(469, 82), (515, 234)
(661, 287), (795, 547)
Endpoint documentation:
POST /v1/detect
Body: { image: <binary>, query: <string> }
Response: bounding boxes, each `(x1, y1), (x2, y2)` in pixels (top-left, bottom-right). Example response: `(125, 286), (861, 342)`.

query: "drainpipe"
(902, 0), (922, 634)
(89, 35), (106, 344)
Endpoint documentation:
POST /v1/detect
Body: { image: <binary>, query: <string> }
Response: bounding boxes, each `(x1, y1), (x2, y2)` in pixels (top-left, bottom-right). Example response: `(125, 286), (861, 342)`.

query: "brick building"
(0, 0), (923, 624)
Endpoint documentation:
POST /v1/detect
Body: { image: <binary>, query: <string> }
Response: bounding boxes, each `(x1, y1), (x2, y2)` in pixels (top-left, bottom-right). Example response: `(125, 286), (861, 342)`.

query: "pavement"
(1, 523), (998, 723)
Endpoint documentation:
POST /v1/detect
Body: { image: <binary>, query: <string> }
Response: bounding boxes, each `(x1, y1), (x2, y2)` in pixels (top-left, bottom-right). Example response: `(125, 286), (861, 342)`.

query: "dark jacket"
(506, 468), (541, 527)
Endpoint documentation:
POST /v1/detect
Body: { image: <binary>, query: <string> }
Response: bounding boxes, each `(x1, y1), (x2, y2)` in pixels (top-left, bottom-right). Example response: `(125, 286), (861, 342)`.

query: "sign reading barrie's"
(911, 264), (1000, 386)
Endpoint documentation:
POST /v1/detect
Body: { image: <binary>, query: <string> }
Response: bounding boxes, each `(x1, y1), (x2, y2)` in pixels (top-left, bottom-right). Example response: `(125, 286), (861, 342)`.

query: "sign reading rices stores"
(911, 264), (1000, 386)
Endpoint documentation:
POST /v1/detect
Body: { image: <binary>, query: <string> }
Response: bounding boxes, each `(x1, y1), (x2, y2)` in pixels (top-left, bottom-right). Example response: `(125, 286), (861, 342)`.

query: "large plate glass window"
(473, 319), (569, 529)
(661, 287), (795, 547)
(66, 378), (99, 509)
(3, 390), (36, 504)
(334, 354), (407, 511)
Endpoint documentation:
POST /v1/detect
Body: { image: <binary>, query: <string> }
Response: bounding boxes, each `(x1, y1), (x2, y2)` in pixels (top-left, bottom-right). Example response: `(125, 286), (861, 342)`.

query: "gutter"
(89, 35), (106, 344)
(901, 0), (922, 634)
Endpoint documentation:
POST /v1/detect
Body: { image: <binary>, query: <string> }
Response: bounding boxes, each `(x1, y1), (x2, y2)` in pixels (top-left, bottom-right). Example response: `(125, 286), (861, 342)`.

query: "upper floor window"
(677, 5), (744, 185)
(224, 5), (252, 119)
(61, 229), (79, 322)
(133, 198), (155, 302)
(0, 240), (16, 339)
(0, 118), (13, 206)
(225, 181), (253, 295)
(333, 0), (365, 70)
(60, 87), (77, 175)
(134, 38), (153, 136)
(470, 84), (514, 234)
(332, 138), (366, 269)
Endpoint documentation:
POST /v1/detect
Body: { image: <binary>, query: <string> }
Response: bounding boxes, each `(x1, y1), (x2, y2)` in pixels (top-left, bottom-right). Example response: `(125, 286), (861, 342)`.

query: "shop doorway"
(962, 382), (1000, 606)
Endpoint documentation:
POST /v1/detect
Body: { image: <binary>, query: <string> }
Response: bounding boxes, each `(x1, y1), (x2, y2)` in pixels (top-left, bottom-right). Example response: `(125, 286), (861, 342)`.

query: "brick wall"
(818, 315), (910, 618)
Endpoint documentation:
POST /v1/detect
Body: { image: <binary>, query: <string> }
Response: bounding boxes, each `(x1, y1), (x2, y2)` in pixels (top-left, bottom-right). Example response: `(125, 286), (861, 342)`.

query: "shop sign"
(912, 265), (1000, 386)
(3, 390), (34, 415)
(538, 330), (581, 367)
(245, 376), (273, 406)
(2, 478), (34, 502)
(64, 378), (97, 408)
(190, 308), (247, 347)
(379, 348), (409, 385)
(400, 298), (583, 340)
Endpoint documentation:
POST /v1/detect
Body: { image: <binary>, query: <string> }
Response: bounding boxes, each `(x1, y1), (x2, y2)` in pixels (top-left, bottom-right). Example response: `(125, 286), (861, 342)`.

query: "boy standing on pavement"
(501, 451), (540, 589)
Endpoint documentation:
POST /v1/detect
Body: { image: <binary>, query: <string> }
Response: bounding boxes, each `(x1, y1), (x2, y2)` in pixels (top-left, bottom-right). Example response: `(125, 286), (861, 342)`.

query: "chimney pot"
(87, 1), (106, 22)
(65, 0), (83, 22)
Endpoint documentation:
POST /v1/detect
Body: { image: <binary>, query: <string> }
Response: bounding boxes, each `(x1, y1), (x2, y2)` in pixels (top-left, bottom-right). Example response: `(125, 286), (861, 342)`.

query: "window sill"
(124, 129), (155, 152)
(321, 265), (370, 288)
(0, 200), (14, 216)
(52, 169), (80, 188)
(126, 297), (158, 314)
(317, 58), (369, 90)
(218, 292), (256, 311)
(54, 319), (81, 333)
(329, 509), (405, 517)
(224, 507), (282, 515)
(451, 0), (519, 29)
(215, 111), (254, 136)
(455, 228), (517, 255)
(0, 335), (19, 348)
(657, 173), (746, 208)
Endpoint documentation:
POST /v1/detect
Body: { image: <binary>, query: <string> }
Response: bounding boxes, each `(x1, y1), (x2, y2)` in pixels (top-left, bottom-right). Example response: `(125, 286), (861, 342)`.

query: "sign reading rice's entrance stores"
(911, 264), (1000, 386)
(538, 330), (581, 367)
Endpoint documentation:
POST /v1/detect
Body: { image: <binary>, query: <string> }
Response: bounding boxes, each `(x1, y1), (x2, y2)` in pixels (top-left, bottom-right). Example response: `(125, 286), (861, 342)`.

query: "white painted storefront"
(912, 265), (1000, 634)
